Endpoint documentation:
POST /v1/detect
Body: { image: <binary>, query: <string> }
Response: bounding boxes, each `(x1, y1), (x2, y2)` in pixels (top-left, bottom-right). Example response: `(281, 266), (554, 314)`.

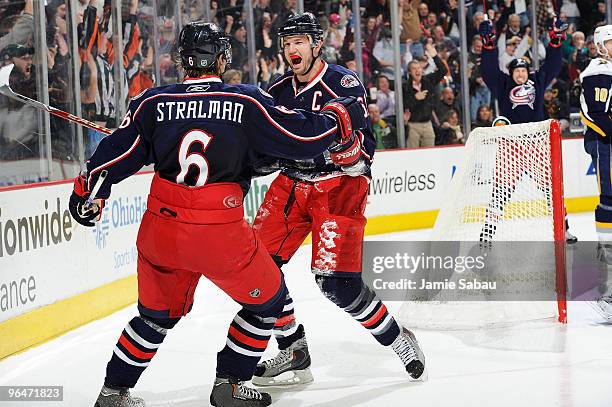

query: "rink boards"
(0, 138), (598, 358)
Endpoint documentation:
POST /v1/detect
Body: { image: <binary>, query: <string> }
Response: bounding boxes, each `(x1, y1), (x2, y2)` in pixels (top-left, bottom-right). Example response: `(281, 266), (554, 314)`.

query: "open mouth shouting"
(289, 54), (303, 67)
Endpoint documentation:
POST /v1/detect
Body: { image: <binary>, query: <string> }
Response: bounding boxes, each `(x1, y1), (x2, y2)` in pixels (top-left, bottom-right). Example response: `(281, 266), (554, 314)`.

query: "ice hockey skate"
(252, 324), (313, 386)
(391, 327), (427, 381)
(210, 376), (272, 407)
(94, 385), (145, 407)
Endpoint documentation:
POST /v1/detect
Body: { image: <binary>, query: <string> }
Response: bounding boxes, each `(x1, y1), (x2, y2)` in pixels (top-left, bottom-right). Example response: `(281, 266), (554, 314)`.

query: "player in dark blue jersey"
(70, 22), (366, 407)
(479, 17), (567, 125)
(251, 13), (426, 387)
(580, 24), (612, 321)
(477, 17), (577, 245)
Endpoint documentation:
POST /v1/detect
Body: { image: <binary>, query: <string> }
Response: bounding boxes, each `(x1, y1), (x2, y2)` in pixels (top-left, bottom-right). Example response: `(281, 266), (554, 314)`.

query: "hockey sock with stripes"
(316, 275), (401, 346)
(104, 315), (178, 389)
(217, 308), (279, 380)
(217, 274), (287, 380)
(273, 293), (301, 350)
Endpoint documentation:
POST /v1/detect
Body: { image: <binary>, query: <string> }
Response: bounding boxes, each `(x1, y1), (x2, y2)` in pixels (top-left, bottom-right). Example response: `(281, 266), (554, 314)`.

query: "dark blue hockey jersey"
(84, 76), (339, 198)
(580, 57), (612, 142)
(482, 45), (562, 124)
(266, 61), (375, 181)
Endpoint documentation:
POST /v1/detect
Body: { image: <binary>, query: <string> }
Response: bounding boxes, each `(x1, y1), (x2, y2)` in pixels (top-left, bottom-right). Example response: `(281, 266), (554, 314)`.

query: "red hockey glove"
(478, 20), (497, 50)
(328, 132), (363, 169)
(321, 97), (366, 144)
(69, 173), (105, 227)
(548, 17), (568, 48)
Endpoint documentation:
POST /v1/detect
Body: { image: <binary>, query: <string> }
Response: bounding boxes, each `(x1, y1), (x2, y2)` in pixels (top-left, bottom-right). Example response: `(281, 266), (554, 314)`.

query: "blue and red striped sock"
(217, 309), (276, 380)
(105, 316), (170, 388)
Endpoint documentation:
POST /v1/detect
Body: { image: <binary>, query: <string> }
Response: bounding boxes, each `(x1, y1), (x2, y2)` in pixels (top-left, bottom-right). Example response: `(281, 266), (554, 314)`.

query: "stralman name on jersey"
(267, 62), (376, 181)
(156, 99), (245, 123)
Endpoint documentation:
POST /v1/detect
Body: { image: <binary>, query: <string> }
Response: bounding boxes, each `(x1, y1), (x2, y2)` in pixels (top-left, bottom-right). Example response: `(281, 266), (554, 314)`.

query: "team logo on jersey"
(509, 81), (536, 109)
(186, 84), (211, 92)
(340, 74), (360, 88)
(258, 87), (273, 99)
(223, 195), (242, 208)
(249, 288), (261, 298)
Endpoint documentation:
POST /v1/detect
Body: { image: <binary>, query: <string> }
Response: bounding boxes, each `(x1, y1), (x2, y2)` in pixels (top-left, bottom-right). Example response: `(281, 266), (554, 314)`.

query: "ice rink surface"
(1, 213), (611, 407)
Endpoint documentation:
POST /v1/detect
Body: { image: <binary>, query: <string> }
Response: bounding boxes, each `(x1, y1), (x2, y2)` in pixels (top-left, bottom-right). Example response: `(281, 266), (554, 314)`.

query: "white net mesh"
(398, 120), (562, 329)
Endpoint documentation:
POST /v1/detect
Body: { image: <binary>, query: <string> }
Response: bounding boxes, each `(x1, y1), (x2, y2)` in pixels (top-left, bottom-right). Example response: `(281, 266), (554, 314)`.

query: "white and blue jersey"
(580, 57), (612, 240)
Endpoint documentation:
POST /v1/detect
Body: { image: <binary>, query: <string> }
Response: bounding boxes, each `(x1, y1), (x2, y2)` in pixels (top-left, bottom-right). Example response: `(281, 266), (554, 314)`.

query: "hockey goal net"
(398, 119), (567, 329)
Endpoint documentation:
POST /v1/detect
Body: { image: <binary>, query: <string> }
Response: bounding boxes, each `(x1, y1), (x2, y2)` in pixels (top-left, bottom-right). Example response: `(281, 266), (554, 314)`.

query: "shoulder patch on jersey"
(340, 74), (360, 88)
(580, 57), (612, 82)
(186, 84), (211, 92)
(258, 87), (273, 99)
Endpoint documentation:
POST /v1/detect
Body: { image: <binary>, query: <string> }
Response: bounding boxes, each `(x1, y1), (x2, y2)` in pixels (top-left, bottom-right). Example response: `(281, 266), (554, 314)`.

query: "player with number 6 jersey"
(251, 13), (426, 388)
(69, 22), (366, 407)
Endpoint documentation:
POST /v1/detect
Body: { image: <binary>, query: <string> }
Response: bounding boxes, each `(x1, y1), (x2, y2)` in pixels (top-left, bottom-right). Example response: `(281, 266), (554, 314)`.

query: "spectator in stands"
(0, 0), (33, 53)
(562, 31), (585, 62)
(418, 2), (429, 21)
(543, 87), (570, 131)
(323, 13), (344, 64)
(0, 43), (38, 160)
(468, 35), (491, 121)
(223, 69), (242, 85)
(472, 104), (493, 129)
(330, 0), (351, 26)
(576, 35), (599, 71)
(399, 0), (421, 42)
(435, 109), (464, 145)
(434, 87), (462, 127)
(467, 11), (485, 43)
(373, 27), (395, 80)
(255, 12), (275, 60)
(369, 103), (397, 150)
(375, 75), (396, 121)
(403, 41), (445, 148)
(230, 21), (249, 80)
(363, 16), (378, 43)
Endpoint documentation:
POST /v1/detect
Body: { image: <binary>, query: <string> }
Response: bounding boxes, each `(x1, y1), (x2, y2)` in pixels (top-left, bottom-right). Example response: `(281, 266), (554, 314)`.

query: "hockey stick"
(0, 63), (112, 135)
(86, 169), (108, 208)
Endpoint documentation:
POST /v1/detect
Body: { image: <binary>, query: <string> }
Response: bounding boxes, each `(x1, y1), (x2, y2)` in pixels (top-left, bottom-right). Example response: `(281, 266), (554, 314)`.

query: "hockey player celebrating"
(251, 13), (426, 386)
(69, 22), (366, 407)
(479, 17), (567, 124)
(477, 17), (577, 245)
(580, 24), (612, 321)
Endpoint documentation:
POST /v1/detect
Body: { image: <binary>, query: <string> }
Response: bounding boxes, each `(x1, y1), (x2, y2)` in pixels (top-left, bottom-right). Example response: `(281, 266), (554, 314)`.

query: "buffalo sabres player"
(251, 13), (426, 387)
(581, 25), (612, 321)
(75, 22), (365, 407)
(477, 17), (577, 245)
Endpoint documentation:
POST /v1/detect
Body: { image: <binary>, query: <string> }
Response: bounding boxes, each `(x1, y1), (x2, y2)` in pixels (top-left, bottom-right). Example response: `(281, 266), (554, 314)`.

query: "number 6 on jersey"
(177, 129), (213, 186)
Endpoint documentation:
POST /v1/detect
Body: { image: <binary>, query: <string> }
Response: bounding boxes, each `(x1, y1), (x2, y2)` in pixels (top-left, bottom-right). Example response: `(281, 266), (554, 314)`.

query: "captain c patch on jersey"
(340, 74), (360, 88)
(509, 81), (536, 110)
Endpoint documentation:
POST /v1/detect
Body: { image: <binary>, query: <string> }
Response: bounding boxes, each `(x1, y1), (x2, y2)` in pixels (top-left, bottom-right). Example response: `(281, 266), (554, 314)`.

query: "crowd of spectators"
(0, 0), (609, 170)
